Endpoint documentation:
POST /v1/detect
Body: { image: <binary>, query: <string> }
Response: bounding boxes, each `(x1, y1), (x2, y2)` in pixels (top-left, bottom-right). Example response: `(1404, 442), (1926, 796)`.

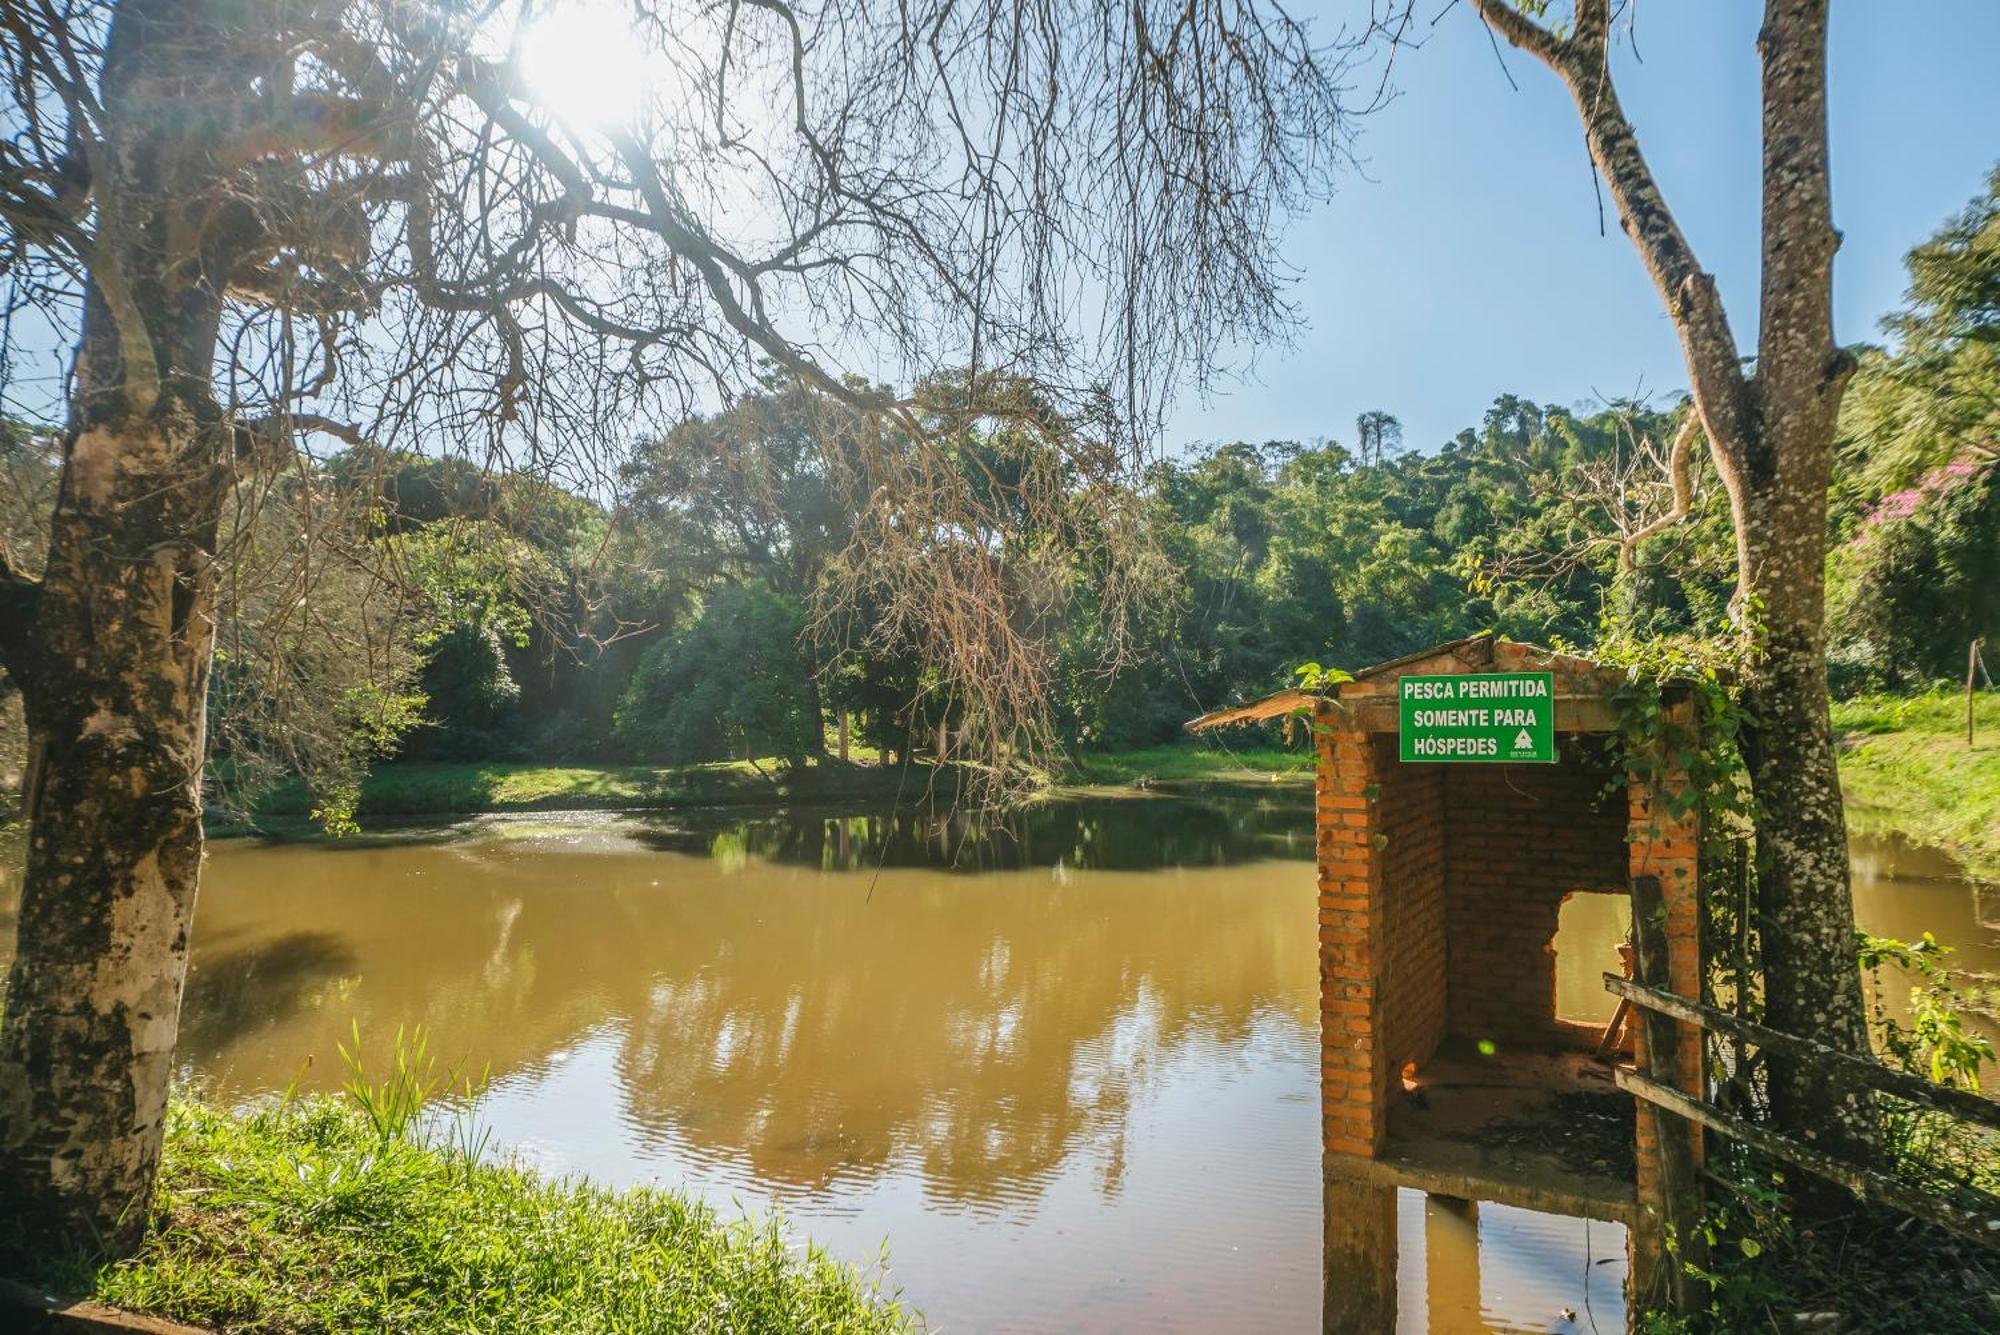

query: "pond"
(1, 784), (1992, 1331)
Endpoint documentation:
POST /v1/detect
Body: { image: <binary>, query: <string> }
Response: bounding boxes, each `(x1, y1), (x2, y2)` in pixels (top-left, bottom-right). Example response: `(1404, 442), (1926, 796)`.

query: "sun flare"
(518, 1), (652, 130)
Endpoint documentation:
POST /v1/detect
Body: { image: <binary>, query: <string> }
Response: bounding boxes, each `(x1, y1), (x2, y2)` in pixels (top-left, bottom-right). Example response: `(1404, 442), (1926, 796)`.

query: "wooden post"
(1629, 872), (1706, 1314)
(837, 706), (851, 763)
(1605, 974), (2000, 1129)
(1618, 1067), (2000, 1253)
(1595, 942), (1636, 1056)
(1971, 639), (1981, 747)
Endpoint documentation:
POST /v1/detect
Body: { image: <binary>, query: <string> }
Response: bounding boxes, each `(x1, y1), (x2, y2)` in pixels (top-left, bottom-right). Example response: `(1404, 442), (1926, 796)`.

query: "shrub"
(614, 584), (821, 765)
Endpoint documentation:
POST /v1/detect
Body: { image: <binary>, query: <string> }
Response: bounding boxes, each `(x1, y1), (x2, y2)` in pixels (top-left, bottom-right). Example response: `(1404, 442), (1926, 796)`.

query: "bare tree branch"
(1619, 410), (1700, 567)
(1469, 0), (1751, 468)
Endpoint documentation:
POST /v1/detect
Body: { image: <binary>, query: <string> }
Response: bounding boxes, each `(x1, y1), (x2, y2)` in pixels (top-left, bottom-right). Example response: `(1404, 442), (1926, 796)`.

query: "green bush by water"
(35, 1032), (915, 1333)
(233, 743), (1305, 830)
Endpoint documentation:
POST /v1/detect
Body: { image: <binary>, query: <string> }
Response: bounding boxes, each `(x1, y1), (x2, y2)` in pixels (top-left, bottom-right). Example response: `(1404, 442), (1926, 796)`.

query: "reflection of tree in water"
(637, 784), (1317, 872)
(178, 928), (358, 1061)
(610, 870), (1312, 1203)
(171, 808), (1315, 1209)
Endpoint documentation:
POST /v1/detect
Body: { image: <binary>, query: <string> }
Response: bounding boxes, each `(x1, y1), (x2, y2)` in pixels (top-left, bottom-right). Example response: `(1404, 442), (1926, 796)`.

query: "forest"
(10, 167), (1991, 820)
(2, 2), (1998, 1330)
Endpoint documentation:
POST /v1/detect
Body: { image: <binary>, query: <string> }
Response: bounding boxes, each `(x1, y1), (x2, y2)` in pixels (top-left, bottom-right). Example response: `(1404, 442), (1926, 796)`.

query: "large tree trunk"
(0, 0), (239, 1256)
(1473, 0), (1875, 1169)
(0, 407), (222, 1255)
(1734, 0), (1875, 1166)
(1738, 609), (1872, 1154)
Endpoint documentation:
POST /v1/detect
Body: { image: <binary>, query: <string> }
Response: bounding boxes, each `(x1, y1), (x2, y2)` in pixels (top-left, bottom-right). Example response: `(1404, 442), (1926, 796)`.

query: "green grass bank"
(26, 1095), (913, 1334)
(231, 743), (1312, 831)
(239, 756), (943, 826)
(234, 701), (2000, 883)
(1064, 742), (1311, 785)
(1832, 689), (2000, 880)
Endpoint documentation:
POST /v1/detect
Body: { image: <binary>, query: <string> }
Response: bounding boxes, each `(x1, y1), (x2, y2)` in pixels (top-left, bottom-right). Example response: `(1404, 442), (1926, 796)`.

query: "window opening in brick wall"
(1552, 890), (1629, 1026)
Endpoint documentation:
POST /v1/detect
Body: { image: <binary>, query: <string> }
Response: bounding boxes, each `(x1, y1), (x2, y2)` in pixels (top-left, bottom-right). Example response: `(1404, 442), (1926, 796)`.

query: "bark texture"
(0, 411), (220, 1253)
(0, 0), (241, 1254)
(1472, 0), (1874, 1162)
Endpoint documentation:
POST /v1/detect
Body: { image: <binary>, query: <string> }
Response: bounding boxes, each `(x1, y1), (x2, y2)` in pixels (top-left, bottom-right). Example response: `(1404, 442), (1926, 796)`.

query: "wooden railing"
(1607, 970), (2000, 1253)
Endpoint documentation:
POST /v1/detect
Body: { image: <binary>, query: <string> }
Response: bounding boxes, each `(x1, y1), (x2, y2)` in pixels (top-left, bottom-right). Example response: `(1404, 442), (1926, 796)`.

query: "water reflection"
(1847, 831), (2000, 1043)
(1323, 1177), (1629, 1334)
(160, 816), (1315, 1205)
(80, 801), (1331, 1330)
(0, 796), (1989, 1331)
(633, 781), (1319, 871)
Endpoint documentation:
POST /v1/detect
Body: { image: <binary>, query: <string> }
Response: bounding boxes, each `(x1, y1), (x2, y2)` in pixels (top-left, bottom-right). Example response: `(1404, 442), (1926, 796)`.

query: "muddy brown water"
(0, 786), (1991, 1332)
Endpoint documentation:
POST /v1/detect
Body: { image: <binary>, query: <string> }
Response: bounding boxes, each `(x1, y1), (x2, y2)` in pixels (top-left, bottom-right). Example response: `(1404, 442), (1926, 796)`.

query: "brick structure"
(1627, 756), (1705, 1290)
(1196, 634), (1704, 1192)
(1440, 755), (1630, 1047)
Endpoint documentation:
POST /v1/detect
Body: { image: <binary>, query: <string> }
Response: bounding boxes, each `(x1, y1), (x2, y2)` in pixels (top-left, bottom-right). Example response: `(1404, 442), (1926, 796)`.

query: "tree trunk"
(0, 408), (222, 1255)
(1735, 0), (1875, 1168)
(1473, 0), (1876, 1170)
(0, 0), (241, 1251)
(1739, 631), (1871, 1153)
(1734, 403), (1875, 1165)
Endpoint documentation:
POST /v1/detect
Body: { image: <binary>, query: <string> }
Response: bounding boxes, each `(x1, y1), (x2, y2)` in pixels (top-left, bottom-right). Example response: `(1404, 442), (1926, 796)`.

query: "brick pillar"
(1627, 765), (1703, 1300)
(1627, 770), (1703, 1103)
(1317, 703), (1387, 1157)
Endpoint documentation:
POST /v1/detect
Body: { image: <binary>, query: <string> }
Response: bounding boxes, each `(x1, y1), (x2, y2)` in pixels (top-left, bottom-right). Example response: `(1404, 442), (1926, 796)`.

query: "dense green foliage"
(356, 149), (1999, 767)
(5, 172), (1998, 822)
(615, 584), (822, 765)
(1824, 167), (2000, 693)
(1073, 396), (1727, 748)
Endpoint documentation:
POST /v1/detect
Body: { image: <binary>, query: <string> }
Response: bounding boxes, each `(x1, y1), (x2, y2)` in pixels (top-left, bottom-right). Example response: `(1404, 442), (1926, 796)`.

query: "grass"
(1066, 741), (1313, 785)
(27, 1074), (915, 1332)
(240, 757), (939, 826)
(1831, 688), (2000, 880)
(225, 742), (1310, 832)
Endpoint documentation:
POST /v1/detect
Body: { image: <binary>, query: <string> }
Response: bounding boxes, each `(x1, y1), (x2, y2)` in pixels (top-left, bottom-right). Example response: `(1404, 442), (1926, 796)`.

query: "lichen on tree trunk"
(0, 0), (241, 1249)
(1740, 590), (1876, 1165)
(0, 407), (222, 1254)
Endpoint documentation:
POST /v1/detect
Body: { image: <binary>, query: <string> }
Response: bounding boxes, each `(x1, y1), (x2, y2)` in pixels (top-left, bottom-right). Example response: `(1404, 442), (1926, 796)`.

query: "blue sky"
(1166, 0), (2000, 454)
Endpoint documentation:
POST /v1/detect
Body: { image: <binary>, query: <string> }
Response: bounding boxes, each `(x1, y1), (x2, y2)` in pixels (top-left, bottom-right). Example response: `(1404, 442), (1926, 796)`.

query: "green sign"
(1398, 672), (1556, 764)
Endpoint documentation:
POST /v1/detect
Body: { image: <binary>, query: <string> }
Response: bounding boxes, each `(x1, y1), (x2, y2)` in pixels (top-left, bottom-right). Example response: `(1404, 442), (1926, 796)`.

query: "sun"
(517, 1), (653, 131)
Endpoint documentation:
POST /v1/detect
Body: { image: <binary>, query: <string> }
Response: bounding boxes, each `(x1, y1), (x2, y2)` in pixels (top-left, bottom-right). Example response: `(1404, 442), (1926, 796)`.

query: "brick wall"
(1318, 719), (1635, 1155)
(1316, 711), (1386, 1156)
(1372, 735), (1447, 1083)
(1310, 639), (1707, 1274)
(1441, 740), (1628, 1047)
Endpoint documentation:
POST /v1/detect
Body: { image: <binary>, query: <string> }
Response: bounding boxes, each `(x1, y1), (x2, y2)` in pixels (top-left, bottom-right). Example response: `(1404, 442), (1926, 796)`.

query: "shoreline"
(1831, 691), (2000, 884)
(208, 746), (1317, 838)
(196, 727), (2000, 886)
(16, 697), (1963, 881)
